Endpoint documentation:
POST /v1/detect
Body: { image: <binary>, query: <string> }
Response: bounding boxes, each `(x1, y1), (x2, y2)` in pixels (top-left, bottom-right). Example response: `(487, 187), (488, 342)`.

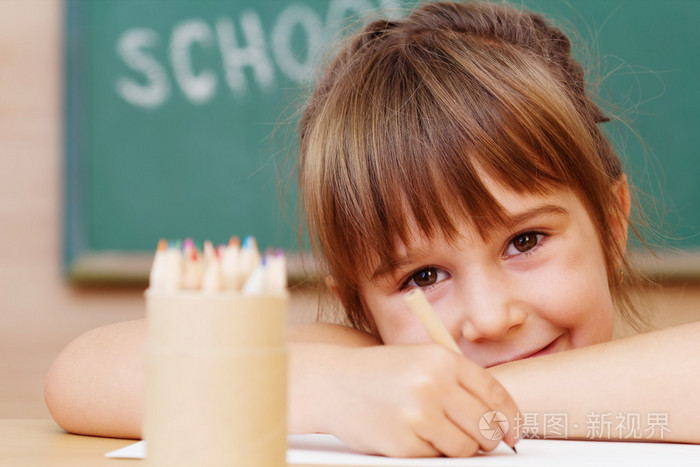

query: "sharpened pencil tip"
(511, 445), (518, 454)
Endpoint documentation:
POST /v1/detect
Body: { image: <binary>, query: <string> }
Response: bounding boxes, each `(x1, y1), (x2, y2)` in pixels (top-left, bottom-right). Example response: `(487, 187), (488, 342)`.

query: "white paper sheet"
(106, 435), (700, 466)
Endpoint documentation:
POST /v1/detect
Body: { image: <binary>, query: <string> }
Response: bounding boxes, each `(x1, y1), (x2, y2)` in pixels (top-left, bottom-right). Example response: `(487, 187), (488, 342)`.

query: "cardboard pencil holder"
(143, 291), (288, 467)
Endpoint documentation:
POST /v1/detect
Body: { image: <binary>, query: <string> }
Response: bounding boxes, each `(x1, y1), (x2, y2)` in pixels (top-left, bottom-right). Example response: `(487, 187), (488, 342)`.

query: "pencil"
(242, 255), (266, 294)
(404, 288), (461, 354)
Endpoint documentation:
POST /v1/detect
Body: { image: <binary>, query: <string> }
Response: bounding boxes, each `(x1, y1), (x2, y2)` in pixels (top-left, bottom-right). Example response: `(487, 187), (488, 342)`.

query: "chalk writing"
(115, 0), (402, 109)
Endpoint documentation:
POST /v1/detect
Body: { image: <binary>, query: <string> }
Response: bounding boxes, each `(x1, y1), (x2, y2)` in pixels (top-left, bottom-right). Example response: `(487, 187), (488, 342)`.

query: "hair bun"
(406, 2), (609, 124)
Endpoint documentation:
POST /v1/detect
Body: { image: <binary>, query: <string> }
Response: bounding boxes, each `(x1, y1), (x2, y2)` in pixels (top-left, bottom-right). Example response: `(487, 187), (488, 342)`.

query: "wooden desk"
(0, 419), (326, 467)
(1, 419), (134, 466)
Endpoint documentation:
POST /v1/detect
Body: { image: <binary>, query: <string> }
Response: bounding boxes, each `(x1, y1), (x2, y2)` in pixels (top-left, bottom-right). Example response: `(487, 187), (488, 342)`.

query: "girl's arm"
(43, 321), (380, 439)
(489, 320), (700, 444)
(45, 320), (520, 457)
(44, 319), (147, 439)
(287, 322), (382, 347)
(44, 321), (370, 439)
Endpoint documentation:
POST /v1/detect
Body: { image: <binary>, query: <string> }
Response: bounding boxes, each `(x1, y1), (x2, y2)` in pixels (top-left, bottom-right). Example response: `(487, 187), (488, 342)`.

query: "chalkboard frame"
(64, 0), (149, 283)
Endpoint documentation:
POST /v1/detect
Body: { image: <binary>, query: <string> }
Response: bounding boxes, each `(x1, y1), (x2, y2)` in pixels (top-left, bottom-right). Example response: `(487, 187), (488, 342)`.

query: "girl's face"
(358, 179), (617, 367)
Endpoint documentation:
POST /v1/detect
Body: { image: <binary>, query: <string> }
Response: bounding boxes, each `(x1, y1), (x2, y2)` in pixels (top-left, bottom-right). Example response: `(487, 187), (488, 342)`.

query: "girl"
(45, 0), (700, 458)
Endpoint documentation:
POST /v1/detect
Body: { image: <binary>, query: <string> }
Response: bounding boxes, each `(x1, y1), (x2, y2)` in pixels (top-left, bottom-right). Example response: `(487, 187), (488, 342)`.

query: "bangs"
(304, 30), (600, 279)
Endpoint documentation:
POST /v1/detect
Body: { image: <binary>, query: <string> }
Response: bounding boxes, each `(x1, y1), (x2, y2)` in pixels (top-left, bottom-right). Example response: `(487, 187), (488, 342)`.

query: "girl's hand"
(308, 344), (520, 457)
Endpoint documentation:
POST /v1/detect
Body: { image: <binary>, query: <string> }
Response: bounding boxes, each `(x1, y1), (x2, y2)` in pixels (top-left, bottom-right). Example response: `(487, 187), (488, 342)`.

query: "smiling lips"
(521, 336), (559, 360)
(488, 334), (564, 367)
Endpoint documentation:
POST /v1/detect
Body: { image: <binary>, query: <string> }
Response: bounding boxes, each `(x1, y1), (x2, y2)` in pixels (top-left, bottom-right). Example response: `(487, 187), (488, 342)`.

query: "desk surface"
(1, 419), (133, 467)
(0, 419), (328, 467)
(4, 419), (700, 467)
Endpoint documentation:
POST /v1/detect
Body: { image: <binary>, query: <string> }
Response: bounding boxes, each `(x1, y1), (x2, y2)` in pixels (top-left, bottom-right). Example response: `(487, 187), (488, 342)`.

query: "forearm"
(288, 342), (342, 434)
(44, 320), (374, 438)
(489, 321), (700, 443)
(287, 322), (381, 346)
(44, 319), (146, 439)
(287, 323), (380, 434)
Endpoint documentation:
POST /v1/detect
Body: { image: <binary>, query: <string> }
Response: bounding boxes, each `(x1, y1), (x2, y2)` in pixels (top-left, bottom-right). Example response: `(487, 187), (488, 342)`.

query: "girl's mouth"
(523, 335), (560, 360)
(487, 333), (564, 367)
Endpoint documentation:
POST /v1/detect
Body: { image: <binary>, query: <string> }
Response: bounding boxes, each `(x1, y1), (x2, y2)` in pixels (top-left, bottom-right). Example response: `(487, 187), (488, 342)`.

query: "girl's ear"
(611, 175), (631, 254)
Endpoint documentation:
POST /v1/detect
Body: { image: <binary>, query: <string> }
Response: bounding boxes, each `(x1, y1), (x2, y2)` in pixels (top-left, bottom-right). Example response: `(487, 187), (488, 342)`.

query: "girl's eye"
(504, 232), (544, 257)
(404, 267), (449, 289)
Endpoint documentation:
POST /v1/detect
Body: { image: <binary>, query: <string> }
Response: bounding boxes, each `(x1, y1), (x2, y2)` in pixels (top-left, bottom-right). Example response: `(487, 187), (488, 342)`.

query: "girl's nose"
(459, 276), (527, 342)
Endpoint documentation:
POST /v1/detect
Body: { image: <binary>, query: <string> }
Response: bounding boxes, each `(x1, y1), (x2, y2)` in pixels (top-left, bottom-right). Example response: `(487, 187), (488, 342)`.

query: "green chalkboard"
(64, 0), (700, 283)
(63, 0), (406, 281)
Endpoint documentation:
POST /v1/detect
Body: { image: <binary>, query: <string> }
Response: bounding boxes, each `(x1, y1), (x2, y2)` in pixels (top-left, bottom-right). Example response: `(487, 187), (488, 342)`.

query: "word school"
(115, 0), (402, 109)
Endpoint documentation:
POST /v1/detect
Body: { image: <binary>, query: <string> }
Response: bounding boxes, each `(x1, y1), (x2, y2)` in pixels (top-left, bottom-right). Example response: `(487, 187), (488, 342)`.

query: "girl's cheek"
(544, 265), (614, 344)
(369, 295), (431, 345)
(523, 262), (590, 325)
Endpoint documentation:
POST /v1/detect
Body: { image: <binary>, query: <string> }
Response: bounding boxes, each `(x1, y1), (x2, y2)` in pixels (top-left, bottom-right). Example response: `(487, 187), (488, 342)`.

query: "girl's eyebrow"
(370, 204), (569, 280)
(502, 204), (569, 230)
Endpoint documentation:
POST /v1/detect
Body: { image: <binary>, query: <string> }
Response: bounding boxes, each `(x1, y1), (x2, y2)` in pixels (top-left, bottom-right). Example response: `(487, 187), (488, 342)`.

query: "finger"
(454, 358), (521, 447)
(443, 385), (500, 453)
(402, 434), (442, 458)
(338, 423), (441, 458)
(381, 435), (442, 458)
(414, 412), (481, 458)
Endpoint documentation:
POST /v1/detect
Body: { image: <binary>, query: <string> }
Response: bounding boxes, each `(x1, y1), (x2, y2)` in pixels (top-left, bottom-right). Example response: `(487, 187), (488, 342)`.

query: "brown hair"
(299, 0), (641, 334)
